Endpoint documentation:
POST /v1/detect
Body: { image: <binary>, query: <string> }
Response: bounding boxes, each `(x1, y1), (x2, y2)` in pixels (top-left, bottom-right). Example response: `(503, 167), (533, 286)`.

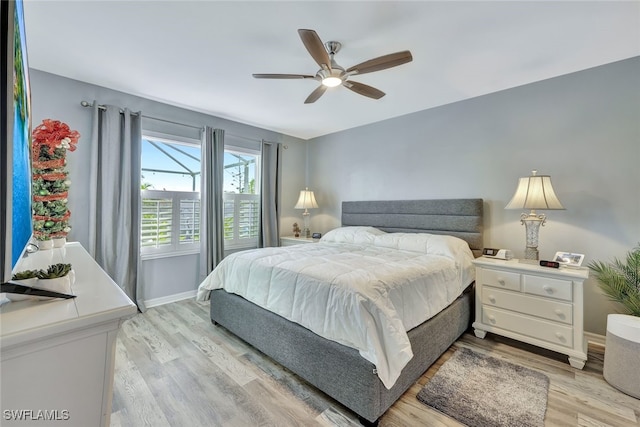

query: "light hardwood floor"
(111, 299), (640, 427)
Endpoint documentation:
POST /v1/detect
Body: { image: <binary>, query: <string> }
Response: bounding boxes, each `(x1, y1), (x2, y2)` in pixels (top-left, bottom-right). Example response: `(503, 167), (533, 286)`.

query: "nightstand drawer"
(482, 287), (572, 324)
(479, 269), (521, 292)
(524, 275), (572, 301)
(483, 307), (574, 348)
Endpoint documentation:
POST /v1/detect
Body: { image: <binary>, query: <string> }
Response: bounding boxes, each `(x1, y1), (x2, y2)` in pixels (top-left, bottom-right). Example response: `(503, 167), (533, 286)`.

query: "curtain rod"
(81, 100), (287, 148)
(80, 101), (204, 131)
(226, 132), (281, 147)
(219, 133), (288, 149)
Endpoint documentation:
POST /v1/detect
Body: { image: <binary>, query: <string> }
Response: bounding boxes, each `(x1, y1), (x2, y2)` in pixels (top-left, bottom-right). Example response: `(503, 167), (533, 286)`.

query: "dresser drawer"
(479, 269), (521, 291)
(482, 287), (572, 324)
(483, 306), (573, 348)
(524, 275), (572, 301)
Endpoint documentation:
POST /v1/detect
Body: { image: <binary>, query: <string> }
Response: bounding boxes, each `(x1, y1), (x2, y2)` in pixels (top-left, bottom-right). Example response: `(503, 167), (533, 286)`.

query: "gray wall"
(29, 70), (307, 303)
(307, 57), (640, 335)
(30, 57), (639, 333)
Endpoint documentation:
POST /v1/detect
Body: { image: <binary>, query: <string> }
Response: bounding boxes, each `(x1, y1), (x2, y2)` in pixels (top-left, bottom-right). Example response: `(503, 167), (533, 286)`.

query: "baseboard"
(585, 331), (606, 348)
(144, 290), (197, 308)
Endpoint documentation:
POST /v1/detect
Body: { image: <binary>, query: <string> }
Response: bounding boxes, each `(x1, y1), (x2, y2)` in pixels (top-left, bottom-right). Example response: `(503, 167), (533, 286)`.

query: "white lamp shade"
(506, 172), (564, 210)
(294, 188), (318, 209)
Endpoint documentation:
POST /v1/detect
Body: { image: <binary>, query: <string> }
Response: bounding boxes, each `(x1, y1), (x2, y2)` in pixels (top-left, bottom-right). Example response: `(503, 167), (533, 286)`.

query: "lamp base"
(524, 246), (539, 261)
(302, 211), (311, 238)
(520, 211), (546, 261)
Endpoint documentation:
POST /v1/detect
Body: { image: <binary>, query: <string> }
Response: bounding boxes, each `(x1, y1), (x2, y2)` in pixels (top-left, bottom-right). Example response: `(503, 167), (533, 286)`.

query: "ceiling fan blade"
(298, 29), (331, 69)
(304, 85), (328, 104)
(253, 74), (315, 79)
(344, 81), (386, 99)
(346, 51), (413, 75)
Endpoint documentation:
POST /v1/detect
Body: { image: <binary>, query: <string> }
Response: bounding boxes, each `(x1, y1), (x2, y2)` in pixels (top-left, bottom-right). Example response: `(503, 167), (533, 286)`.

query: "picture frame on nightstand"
(554, 252), (585, 268)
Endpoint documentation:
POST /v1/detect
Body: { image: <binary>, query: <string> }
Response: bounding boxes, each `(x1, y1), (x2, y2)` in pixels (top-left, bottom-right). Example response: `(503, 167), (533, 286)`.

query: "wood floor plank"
(122, 313), (180, 364)
(243, 377), (324, 426)
(242, 350), (337, 416)
(155, 357), (234, 426)
(317, 407), (362, 427)
(577, 412), (616, 427)
(180, 353), (258, 425)
(170, 299), (210, 325)
(551, 381), (638, 423)
(173, 320), (259, 387)
(112, 302), (640, 427)
(112, 337), (171, 427)
(145, 304), (182, 336)
(573, 370), (640, 410)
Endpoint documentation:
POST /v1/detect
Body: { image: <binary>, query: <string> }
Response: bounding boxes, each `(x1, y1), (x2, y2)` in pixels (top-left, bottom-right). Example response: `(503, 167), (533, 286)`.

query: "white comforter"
(197, 227), (475, 389)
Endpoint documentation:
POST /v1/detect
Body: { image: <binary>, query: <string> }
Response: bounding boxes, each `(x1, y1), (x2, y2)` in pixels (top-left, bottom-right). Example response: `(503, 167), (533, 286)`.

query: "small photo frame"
(553, 252), (585, 268)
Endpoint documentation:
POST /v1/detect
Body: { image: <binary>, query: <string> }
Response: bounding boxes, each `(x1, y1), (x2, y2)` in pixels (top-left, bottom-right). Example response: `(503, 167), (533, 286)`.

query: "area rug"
(417, 347), (549, 427)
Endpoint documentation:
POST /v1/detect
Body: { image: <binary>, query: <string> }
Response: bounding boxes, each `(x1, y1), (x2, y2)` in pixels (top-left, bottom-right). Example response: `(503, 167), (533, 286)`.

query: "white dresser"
(472, 257), (589, 369)
(1, 242), (137, 426)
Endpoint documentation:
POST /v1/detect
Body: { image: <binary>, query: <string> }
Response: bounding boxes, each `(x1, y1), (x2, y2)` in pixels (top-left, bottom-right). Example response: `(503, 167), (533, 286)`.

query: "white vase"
(6, 277), (38, 301)
(52, 237), (66, 248)
(38, 239), (54, 250)
(36, 275), (72, 299)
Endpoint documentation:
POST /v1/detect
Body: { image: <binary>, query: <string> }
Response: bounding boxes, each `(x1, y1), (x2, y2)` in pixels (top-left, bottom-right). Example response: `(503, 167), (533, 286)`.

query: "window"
(141, 190), (200, 255)
(140, 134), (261, 255)
(140, 134), (201, 258)
(223, 146), (260, 249)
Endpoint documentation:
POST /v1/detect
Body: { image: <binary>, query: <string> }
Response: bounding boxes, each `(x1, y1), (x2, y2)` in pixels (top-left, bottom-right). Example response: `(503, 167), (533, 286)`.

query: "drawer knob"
(543, 285), (554, 294)
(489, 295), (496, 303)
(554, 309), (564, 317)
(555, 332), (565, 341)
(498, 279), (506, 286)
(488, 315), (496, 323)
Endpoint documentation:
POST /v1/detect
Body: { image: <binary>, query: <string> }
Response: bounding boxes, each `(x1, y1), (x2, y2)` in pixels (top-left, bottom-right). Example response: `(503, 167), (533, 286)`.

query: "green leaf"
(589, 244), (640, 317)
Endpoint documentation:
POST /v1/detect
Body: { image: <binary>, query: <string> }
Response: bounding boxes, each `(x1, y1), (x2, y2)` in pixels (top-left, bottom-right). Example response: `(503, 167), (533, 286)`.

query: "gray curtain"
(199, 127), (225, 281)
(88, 103), (143, 309)
(259, 140), (281, 248)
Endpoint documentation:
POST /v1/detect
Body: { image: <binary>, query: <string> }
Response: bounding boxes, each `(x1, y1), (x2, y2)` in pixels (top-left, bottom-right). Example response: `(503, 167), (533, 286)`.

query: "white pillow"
(320, 226), (386, 244)
(372, 232), (473, 260)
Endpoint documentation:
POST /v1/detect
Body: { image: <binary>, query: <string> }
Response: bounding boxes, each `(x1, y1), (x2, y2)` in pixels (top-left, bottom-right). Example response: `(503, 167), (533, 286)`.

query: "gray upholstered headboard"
(341, 199), (484, 257)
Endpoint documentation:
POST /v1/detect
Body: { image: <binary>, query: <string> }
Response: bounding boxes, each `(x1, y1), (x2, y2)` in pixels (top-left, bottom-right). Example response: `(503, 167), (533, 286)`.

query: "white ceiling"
(23, 1), (640, 140)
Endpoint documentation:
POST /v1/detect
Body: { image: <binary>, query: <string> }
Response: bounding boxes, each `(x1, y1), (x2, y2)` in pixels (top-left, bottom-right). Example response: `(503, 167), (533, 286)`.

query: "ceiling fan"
(253, 29), (413, 104)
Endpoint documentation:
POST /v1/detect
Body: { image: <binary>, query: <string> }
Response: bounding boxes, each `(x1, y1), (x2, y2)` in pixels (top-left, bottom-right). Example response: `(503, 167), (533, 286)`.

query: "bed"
(197, 199), (483, 424)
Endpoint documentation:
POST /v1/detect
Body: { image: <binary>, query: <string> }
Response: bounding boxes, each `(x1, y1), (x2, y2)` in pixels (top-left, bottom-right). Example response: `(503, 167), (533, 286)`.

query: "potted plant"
(7, 269), (41, 301)
(8, 264), (73, 301)
(36, 263), (74, 297)
(589, 245), (640, 316)
(12, 269), (41, 282)
(31, 119), (79, 248)
(37, 263), (72, 279)
(588, 244), (640, 399)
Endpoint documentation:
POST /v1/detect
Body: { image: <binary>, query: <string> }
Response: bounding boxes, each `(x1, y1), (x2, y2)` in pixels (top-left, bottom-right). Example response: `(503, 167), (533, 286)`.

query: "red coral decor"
(31, 119), (80, 243)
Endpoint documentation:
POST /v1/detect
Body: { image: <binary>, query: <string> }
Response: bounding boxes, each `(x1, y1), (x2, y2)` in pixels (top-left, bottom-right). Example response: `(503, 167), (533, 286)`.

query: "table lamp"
(294, 187), (318, 238)
(505, 170), (564, 261)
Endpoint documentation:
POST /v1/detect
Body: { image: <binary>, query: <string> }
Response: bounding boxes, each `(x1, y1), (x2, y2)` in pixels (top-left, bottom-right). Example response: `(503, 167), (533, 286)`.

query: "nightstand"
(472, 257), (589, 369)
(280, 236), (319, 246)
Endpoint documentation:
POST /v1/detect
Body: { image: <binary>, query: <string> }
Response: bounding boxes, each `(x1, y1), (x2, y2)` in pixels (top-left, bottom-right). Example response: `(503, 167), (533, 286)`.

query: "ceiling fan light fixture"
(254, 29), (413, 103)
(322, 76), (342, 87)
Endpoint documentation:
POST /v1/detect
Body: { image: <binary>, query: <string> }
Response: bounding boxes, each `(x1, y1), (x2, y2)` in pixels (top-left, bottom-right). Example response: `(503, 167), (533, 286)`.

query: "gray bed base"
(210, 286), (471, 424)
(208, 199), (483, 424)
